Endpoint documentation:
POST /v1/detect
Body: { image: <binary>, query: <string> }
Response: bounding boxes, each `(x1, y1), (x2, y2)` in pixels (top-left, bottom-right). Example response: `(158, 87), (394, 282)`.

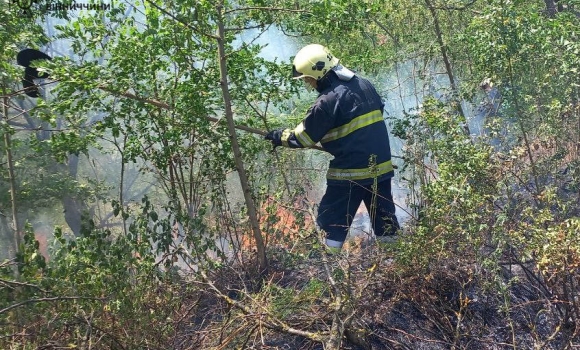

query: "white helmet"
(292, 44), (339, 80)
(292, 44), (355, 81)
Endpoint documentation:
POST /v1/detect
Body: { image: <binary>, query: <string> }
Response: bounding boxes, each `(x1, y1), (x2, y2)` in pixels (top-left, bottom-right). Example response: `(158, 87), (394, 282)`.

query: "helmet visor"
(292, 64), (304, 79)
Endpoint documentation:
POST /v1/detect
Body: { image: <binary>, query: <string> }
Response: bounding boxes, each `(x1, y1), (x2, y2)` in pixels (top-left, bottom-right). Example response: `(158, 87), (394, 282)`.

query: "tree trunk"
(62, 154), (90, 236)
(2, 89), (22, 258)
(424, 0), (470, 136)
(0, 207), (15, 261)
(62, 196), (85, 236)
(215, 2), (268, 272)
(14, 97), (88, 236)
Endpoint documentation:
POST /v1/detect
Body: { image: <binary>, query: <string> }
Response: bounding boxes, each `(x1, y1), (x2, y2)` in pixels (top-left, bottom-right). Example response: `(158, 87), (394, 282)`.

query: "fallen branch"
(195, 268), (324, 343)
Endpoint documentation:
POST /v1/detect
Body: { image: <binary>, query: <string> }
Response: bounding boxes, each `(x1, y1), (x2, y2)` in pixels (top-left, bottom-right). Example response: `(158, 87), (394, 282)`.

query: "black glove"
(264, 128), (285, 148)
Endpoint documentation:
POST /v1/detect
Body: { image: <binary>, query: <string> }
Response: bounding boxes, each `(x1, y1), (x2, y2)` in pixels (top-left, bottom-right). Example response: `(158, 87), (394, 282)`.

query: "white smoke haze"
(15, 7), (478, 257)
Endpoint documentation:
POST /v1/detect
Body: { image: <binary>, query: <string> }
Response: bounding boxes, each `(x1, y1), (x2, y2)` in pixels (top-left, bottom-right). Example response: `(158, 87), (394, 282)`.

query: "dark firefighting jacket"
(280, 71), (394, 186)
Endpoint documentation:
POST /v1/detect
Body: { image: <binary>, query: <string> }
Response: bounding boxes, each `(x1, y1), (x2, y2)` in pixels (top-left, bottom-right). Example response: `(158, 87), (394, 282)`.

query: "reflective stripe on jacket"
(281, 71), (394, 185)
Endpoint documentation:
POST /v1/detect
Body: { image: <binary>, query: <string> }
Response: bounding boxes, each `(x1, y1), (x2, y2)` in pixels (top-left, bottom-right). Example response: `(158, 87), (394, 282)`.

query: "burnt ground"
(174, 241), (580, 350)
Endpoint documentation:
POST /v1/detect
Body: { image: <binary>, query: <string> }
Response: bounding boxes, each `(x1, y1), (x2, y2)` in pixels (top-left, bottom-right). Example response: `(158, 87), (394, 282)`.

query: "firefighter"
(265, 44), (400, 252)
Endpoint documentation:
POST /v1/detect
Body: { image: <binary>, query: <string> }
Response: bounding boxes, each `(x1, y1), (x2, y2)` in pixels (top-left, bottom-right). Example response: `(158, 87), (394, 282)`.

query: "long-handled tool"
(97, 86), (327, 152)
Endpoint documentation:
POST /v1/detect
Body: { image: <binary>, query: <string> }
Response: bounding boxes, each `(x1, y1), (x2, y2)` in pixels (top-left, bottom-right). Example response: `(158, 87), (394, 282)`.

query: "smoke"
(236, 25), (299, 62)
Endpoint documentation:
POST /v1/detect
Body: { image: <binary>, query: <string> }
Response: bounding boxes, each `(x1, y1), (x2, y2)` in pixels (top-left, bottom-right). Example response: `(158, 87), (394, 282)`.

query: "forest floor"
(175, 238), (580, 350)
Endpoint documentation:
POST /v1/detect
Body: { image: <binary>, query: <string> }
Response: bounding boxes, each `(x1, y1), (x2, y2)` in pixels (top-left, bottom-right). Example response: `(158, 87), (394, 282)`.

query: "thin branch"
(432, 0), (477, 11)
(0, 296), (105, 315)
(0, 79), (57, 101)
(0, 259), (15, 268)
(0, 278), (48, 293)
(6, 121), (30, 129)
(225, 23), (271, 58)
(142, 0), (219, 40)
(279, 26), (306, 38)
(225, 24), (268, 32)
(72, 315), (128, 350)
(371, 17), (400, 47)
(224, 7), (309, 15)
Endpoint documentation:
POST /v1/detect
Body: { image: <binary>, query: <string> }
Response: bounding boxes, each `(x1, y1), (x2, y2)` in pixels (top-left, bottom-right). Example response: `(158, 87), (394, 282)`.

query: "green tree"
(0, 0), (50, 261)
(42, 0), (307, 271)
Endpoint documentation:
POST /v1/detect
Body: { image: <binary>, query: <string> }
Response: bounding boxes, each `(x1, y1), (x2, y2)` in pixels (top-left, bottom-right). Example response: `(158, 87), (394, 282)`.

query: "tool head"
(17, 49), (52, 97)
